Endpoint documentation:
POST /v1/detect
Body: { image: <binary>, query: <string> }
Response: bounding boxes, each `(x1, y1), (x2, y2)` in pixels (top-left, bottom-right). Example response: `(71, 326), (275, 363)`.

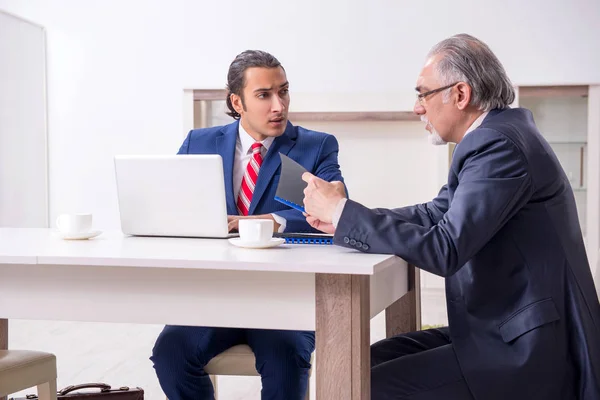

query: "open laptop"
(114, 155), (236, 238)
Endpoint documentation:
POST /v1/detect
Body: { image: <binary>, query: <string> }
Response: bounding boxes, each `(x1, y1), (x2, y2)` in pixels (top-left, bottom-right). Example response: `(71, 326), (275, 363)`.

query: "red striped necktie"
(237, 142), (263, 216)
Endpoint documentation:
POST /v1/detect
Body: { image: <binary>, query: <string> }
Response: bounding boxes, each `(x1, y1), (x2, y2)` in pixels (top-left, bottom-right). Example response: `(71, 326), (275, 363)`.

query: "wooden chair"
(204, 344), (311, 400)
(0, 350), (57, 400)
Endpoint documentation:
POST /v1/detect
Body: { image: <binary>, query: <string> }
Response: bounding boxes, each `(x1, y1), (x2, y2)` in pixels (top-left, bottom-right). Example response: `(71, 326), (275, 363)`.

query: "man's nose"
(414, 100), (425, 115)
(272, 96), (285, 112)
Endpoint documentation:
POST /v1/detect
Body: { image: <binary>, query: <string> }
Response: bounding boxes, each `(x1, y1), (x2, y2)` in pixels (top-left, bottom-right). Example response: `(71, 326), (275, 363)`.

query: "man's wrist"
(332, 198), (348, 228)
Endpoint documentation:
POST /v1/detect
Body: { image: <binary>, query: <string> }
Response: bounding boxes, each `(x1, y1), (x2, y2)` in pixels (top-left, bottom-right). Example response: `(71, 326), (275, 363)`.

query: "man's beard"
(421, 116), (447, 146)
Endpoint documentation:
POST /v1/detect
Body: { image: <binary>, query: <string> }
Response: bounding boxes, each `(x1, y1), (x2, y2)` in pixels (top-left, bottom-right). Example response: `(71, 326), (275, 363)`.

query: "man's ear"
(230, 93), (244, 115)
(455, 83), (472, 110)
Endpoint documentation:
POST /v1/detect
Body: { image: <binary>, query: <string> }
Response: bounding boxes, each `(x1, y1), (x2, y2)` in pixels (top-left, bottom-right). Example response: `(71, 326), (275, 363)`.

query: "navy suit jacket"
(335, 108), (600, 400)
(178, 120), (344, 233)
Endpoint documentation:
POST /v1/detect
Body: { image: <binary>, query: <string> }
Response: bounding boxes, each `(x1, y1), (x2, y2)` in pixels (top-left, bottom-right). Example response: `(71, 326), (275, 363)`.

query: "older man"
(302, 34), (600, 400)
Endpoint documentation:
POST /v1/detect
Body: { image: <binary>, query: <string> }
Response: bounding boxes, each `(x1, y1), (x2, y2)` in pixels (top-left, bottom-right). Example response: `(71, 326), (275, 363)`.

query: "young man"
(150, 50), (344, 400)
(302, 34), (600, 400)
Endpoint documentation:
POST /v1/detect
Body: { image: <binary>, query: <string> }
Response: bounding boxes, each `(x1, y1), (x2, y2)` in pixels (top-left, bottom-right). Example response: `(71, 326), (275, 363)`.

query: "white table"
(0, 228), (420, 400)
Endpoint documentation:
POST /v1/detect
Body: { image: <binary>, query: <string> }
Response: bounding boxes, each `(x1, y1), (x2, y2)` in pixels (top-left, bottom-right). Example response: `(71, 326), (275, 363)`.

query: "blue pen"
(274, 196), (305, 213)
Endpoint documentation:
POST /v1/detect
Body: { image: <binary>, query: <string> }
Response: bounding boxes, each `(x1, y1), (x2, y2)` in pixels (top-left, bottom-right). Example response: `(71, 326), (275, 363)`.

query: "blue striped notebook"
(274, 232), (334, 245)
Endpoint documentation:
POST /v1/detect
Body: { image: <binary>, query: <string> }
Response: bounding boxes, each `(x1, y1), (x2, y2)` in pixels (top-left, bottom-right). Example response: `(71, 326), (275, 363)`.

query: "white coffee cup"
(56, 213), (93, 234)
(238, 219), (274, 244)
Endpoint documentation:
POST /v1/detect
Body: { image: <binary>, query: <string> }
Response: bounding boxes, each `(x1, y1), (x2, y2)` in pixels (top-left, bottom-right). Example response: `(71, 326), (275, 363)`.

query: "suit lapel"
(249, 122), (297, 215)
(216, 121), (239, 215)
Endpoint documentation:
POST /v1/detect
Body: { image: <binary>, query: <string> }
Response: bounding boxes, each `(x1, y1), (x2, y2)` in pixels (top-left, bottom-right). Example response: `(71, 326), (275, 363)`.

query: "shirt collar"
(238, 122), (275, 154)
(464, 111), (489, 137)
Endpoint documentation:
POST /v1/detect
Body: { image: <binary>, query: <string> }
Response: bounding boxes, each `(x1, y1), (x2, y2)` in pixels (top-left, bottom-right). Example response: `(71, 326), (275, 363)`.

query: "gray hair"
(427, 34), (515, 112)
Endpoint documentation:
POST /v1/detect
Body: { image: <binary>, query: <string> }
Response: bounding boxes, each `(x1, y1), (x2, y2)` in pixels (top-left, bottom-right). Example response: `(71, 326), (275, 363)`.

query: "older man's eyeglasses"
(416, 82), (459, 105)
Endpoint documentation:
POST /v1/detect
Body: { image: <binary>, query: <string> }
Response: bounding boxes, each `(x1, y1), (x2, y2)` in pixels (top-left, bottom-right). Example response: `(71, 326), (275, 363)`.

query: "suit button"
(344, 237), (350, 244)
(356, 241), (363, 248)
(350, 239), (357, 245)
(362, 244), (369, 250)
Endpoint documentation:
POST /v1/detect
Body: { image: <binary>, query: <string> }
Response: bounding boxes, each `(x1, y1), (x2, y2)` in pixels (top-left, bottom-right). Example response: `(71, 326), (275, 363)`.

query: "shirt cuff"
(332, 198), (348, 228)
(271, 213), (287, 233)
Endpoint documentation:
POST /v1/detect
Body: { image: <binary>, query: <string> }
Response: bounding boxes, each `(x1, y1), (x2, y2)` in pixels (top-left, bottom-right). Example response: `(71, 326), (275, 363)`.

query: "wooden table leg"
(1, 318), (7, 400)
(316, 274), (370, 400)
(385, 264), (421, 338)
(0, 318), (6, 350)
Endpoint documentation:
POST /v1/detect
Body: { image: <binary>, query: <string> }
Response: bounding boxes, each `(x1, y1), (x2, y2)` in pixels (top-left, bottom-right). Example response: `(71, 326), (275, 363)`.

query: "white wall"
(1, 0), (600, 398)
(1, 0), (599, 231)
(183, 0), (600, 110)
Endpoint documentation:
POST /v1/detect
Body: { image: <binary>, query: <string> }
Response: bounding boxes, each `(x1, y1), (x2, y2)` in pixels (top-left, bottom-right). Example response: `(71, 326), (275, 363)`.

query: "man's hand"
(305, 215), (336, 234)
(227, 214), (281, 233)
(302, 172), (346, 224)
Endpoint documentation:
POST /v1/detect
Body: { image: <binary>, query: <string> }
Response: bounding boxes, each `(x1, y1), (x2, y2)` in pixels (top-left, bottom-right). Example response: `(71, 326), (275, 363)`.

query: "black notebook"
(274, 153), (308, 212)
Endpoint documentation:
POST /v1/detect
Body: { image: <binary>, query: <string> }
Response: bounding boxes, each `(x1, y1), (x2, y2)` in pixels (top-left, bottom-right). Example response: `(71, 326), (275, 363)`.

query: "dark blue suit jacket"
(178, 120), (344, 233)
(335, 108), (600, 400)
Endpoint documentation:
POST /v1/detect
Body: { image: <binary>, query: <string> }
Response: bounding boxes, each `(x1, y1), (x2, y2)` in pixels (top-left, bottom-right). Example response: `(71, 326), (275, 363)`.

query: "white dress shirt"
(463, 111), (489, 138)
(234, 123), (286, 232)
(331, 111), (490, 227)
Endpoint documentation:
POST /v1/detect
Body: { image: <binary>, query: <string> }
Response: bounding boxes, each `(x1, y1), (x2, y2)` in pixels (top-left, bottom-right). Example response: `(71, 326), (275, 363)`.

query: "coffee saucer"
(228, 237), (285, 249)
(52, 230), (103, 240)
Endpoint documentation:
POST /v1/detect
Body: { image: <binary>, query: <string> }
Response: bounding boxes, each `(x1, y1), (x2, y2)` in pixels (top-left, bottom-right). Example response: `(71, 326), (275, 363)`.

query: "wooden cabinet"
(516, 85), (600, 279)
(517, 86), (590, 234)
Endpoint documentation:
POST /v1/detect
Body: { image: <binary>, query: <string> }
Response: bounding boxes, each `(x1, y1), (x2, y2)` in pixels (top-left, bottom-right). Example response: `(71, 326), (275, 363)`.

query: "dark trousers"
(151, 326), (314, 400)
(371, 327), (474, 400)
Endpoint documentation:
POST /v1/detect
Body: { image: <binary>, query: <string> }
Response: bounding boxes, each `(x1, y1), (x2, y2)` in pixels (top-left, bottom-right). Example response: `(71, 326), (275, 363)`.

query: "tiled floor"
(7, 288), (448, 400)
